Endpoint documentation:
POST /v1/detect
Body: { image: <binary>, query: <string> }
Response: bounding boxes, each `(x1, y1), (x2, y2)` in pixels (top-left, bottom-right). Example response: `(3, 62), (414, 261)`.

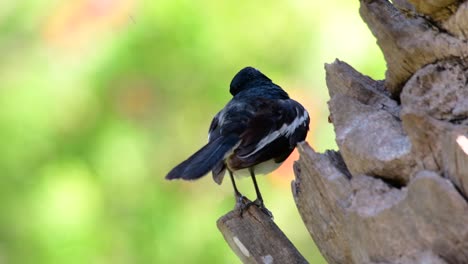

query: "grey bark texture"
(219, 0), (468, 263)
(293, 0), (468, 263)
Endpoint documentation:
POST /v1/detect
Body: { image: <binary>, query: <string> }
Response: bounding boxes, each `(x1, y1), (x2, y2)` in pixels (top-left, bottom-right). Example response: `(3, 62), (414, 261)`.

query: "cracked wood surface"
(217, 203), (308, 264)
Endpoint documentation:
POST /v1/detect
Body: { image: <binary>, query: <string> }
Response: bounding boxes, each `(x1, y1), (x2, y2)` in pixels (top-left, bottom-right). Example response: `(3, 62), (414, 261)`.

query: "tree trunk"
(219, 0), (468, 263)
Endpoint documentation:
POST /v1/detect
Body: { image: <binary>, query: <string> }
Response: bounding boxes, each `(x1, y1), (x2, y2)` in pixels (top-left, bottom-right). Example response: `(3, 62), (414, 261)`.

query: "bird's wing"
(208, 103), (251, 184)
(230, 98), (309, 168)
(208, 112), (220, 142)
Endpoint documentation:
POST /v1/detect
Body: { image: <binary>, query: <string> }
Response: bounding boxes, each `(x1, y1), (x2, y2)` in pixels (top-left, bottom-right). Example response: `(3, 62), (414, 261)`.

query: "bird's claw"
(237, 198), (273, 219)
(254, 199), (273, 219)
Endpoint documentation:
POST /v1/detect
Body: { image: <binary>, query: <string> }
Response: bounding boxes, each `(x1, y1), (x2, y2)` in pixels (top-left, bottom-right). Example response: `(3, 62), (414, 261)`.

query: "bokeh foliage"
(0, 0), (384, 263)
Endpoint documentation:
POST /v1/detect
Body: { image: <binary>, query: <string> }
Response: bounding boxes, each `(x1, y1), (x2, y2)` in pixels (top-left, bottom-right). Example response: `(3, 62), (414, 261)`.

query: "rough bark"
(218, 0), (468, 263)
(359, 0), (468, 97)
(292, 0), (468, 263)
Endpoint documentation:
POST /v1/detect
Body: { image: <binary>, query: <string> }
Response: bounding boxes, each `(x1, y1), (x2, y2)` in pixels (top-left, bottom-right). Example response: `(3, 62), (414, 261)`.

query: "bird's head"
(230, 67), (272, 96)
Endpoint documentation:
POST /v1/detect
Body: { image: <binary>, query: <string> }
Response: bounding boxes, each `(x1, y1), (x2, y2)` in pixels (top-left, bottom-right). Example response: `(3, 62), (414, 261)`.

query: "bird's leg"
(249, 167), (264, 205)
(245, 167), (273, 218)
(229, 169), (244, 205)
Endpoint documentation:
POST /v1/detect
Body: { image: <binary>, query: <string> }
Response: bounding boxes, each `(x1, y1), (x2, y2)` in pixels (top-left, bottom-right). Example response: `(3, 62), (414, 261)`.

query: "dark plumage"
(166, 67), (310, 216)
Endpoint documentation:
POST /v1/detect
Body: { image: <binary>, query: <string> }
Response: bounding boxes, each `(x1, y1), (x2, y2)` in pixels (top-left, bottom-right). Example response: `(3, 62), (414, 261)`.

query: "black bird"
(166, 67), (309, 216)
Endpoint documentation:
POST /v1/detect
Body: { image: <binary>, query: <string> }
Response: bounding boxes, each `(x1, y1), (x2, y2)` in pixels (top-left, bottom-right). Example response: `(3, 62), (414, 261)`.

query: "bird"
(166, 67), (310, 216)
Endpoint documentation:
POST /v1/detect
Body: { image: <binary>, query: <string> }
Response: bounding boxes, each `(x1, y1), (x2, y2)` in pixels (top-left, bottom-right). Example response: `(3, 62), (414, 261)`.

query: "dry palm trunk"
(218, 0), (468, 263)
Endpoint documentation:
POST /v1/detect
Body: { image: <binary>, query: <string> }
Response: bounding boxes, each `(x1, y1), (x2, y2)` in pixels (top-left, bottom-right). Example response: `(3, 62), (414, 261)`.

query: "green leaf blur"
(0, 1), (385, 263)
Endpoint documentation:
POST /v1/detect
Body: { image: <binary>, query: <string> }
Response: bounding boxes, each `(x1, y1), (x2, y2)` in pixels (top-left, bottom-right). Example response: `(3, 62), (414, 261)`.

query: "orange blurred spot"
(43, 0), (135, 49)
(270, 85), (320, 187)
(114, 78), (157, 122)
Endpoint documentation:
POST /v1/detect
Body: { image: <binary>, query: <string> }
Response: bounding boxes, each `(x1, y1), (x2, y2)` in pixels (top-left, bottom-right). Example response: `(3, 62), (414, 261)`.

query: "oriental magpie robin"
(166, 67), (309, 216)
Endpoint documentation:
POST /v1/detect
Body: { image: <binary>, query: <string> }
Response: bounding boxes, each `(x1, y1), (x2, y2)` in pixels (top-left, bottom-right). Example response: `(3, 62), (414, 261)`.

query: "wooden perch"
(217, 204), (308, 264)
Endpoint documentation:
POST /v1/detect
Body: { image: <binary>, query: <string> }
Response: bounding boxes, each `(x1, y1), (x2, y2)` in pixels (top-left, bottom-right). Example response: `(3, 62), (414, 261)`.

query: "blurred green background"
(0, 0), (385, 263)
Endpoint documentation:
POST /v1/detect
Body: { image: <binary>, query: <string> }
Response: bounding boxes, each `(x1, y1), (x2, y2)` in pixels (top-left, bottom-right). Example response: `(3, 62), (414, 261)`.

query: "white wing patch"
(239, 108), (309, 158)
(208, 111), (224, 141)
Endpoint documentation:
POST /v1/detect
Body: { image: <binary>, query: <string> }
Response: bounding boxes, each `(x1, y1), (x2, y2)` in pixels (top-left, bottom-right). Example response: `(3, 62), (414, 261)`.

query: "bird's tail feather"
(166, 135), (238, 181)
